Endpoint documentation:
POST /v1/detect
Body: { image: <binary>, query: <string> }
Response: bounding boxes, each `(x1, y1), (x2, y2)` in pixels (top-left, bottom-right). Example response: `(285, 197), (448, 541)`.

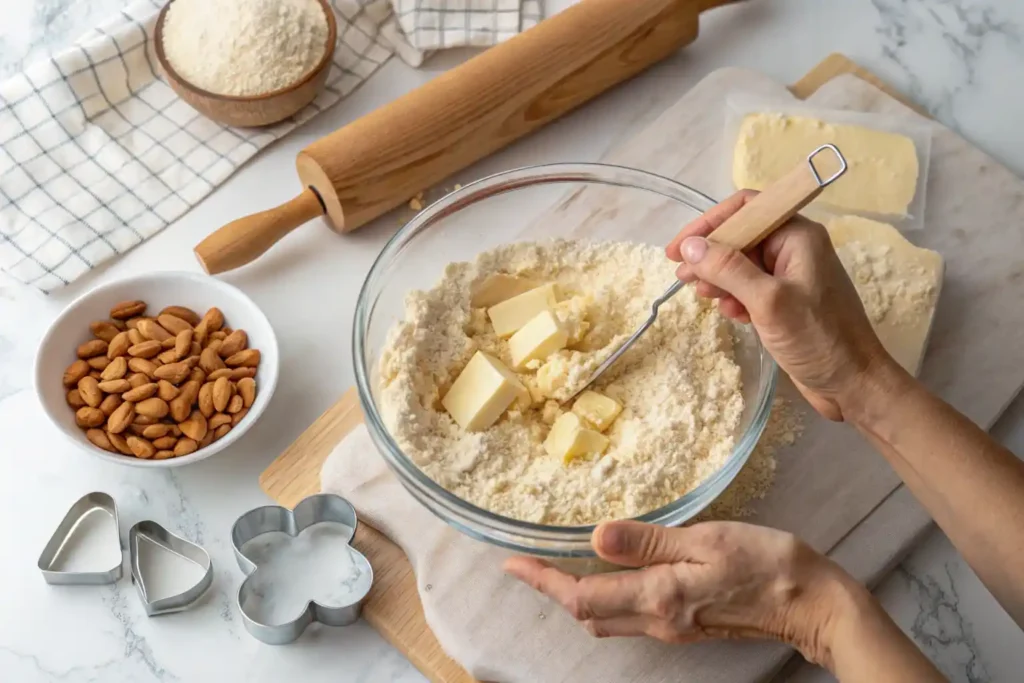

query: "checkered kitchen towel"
(0, 0), (543, 292)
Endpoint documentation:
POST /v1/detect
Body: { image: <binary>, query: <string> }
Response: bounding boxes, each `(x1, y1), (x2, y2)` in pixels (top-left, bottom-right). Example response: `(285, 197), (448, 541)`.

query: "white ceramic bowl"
(35, 272), (279, 468)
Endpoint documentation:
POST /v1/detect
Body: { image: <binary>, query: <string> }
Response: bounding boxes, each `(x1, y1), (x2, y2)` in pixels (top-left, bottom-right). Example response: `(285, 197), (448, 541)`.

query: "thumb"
(593, 521), (690, 567)
(678, 236), (773, 310)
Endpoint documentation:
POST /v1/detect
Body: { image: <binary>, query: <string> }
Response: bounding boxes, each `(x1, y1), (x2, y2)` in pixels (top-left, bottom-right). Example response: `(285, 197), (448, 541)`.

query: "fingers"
(666, 190), (758, 262)
(592, 520), (696, 567)
(674, 236), (776, 314)
(584, 614), (656, 639)
(505, 556), (656, 619)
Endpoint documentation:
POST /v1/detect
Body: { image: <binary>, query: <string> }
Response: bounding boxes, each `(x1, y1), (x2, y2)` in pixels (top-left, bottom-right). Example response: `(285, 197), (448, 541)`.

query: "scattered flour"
(162, 0), (329, 97)
(378, 239), (749, 526)
(835, 240), (937, 324)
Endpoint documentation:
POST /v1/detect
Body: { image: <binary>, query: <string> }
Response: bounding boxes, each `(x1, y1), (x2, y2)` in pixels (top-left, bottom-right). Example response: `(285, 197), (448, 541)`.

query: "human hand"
(504, 521), (859, 667)
(665, 190), (892, 421)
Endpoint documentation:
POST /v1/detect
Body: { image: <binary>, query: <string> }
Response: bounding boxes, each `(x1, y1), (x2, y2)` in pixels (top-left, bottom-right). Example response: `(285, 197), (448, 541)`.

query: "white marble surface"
(2, 0), (1024, 681)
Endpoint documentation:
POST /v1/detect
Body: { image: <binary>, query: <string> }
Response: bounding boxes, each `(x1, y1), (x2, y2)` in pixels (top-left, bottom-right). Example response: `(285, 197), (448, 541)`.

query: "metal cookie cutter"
(38, 492), (123, 585)
(129, 521), (214, 616)
(230, 493), (373, 645)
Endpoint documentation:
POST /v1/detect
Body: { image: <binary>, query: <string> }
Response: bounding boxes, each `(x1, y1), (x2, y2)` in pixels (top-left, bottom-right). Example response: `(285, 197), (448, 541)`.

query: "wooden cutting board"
(259, 53), (1020, 683)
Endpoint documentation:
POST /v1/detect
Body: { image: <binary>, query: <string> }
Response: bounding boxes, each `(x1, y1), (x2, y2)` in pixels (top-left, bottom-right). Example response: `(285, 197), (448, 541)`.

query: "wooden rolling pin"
(194, 0), (737, 275)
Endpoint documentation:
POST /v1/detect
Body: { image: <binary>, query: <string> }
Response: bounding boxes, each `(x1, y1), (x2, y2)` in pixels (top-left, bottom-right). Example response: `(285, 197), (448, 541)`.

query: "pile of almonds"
(63, 300), (260, 460)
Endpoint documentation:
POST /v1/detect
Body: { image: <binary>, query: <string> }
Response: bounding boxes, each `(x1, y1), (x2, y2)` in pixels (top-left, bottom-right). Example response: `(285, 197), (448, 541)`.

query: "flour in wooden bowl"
(378, 240), (746, 526)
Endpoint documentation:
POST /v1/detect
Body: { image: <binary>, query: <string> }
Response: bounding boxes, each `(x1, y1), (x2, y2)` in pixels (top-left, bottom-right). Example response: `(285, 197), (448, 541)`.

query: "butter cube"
(571, 391), (623, 432)
(470, 274), (543, 308)
(442, 351), (529, 431)
(487, 284), (558, 338)
(545, 412), (609, 464)
(508, 310), (569, 370)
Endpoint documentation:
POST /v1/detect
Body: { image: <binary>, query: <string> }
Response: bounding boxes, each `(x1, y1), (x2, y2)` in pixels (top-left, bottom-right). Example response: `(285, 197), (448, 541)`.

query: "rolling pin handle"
(193, 188), (327, 275)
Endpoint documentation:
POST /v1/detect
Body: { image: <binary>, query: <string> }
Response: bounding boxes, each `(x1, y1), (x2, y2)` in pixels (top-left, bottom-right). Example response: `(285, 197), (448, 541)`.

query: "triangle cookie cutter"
(129, 520), (214, 616)
(37, 492), (123, 585)
(231, 493), (373, 645)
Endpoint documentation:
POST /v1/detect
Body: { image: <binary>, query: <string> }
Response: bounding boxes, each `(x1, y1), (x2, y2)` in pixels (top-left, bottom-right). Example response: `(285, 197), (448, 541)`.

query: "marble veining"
(3, 0), (1024, 681)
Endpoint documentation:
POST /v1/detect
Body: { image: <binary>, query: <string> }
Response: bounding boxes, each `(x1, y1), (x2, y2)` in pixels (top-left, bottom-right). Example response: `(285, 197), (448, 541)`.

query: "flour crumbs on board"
(379, 240), (749, 526)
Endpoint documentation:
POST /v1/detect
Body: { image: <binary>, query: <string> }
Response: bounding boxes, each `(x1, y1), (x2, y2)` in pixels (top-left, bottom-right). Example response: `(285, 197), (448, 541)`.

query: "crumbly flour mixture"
(379, 240), (745, 526)
(835, 241), (937, 323)
(163, 0), (329, 96)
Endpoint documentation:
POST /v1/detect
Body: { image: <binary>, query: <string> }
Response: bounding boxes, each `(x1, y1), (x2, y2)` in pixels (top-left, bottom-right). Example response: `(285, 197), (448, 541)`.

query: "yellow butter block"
(571, 391), (622, 432)
(442, 351), (529, 431)
(545, 412), (609, 464)
(733, 113), (919, 216)
(470, 274), (543, 308)
(487, 284), (558, 338)
(508, 310), (569, 370)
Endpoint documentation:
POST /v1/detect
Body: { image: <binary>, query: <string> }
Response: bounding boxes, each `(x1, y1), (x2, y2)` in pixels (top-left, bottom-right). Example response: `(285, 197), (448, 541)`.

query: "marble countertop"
(2, 0), (1024, 681)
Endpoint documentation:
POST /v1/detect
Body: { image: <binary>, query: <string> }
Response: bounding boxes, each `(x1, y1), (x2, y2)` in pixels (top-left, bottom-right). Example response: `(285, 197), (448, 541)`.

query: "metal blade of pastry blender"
(566, 143), (848, 403)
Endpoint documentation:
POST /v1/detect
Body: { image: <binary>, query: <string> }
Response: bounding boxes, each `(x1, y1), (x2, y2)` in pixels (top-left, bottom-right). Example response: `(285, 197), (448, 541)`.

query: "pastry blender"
(567, 143), (848, 402)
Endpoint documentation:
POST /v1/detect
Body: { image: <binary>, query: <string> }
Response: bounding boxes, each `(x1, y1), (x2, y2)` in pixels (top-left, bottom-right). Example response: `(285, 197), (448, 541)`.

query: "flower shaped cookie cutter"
(230, 493), (374, 644)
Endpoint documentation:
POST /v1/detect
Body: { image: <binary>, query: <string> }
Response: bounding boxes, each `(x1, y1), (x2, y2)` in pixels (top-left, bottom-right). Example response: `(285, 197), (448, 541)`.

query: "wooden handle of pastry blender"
(194, 0), (742, 275)
(193, 188), (325, 275)
(708, 143), (848, 250)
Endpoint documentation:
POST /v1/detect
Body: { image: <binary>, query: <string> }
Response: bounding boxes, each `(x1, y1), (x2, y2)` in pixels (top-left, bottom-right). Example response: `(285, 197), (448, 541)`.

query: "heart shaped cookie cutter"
(38, 492), (123, 585)
(130, 520), (214, 616)
(230, 493), (373, 645)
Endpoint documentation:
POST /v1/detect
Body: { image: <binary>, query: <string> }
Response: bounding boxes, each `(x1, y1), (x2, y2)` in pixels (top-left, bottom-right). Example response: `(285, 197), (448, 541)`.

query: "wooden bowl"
(153, 0), (337, 128)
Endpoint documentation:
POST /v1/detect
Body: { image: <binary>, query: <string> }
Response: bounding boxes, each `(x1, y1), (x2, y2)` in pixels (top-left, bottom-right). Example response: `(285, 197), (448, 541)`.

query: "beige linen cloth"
(321, 425), (794, 683)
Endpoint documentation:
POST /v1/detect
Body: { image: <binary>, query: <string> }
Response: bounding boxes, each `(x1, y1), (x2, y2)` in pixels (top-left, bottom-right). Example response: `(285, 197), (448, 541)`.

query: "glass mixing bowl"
(353, 163), (777, 563)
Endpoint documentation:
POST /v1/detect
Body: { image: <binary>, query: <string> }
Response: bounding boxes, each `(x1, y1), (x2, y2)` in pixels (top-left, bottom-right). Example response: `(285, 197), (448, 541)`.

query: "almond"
(189, 367), (206, 384)
(86, 429), (116, 452)
(190, 341), (202, 357)
(128, 329), (145, 345)
(112, 319), (128, 331)
(110, 300), (146, 320)
(194, 320), (209, 347)
(128, 340), (162, 359)
(76, 407), (105, 428)
(212, 376), (231, 413)
(63, 359), (90, 386)
(100, 356), (128, 381)
(78, 376), (102, 407)
(154, 450), (176, 460)
(198, 382), (215, 418)
(106, 401), (135, 434)
(99, 394), (122, 417)
(136, 397), (170, 419)
(128, 358), (159, 379)
(227, 394), (244, 414)
(90, 321), (122, 343)
(207, 367), (256, 381)
(89, 371), (103, 380)
(236, 377), (256, 408)
(173, 328), (193, 361)
(123, 383), (157, 402)
(127, 372), (150, 388)
(217, 329), (248, 357)
(206, 339), (223, 355)
(76, 339), (108, 359)
(157, 380), (179, 401)
(107, 331), (131, 359)
(231, 407), (249, 426)
(142, 424), (172, 439)
(66, 389), (86, 409)
(107, 431), (133, 455)
(171, 425), (183, 437)
(199, 347), (226, 374)
(161, 337), (178, 349)
(209, 330), (227, 342)
(224, 349), (260, 368)
(126, 316), (149, 330)
(132, 415), (158, 426)
(127, 435), (156, 459)
(174, 438), (199, 457)
(87, 355), (111, 370)
(198, 430), (215, 448)
(153, 436), (177, 450)
(184, 355), (200, 369)
(154, 361), (190, 385)
(201, 307), (225, 333)
(157, 349), (179, 364)
(179, 410), (208, 442)
(208, 413), (232, 430)
(170, 380), (201, 422)
(157, 314), (192, 336)
(159, 305), (201, 326)
(213, 424), (232, 440)
(97, 379), (131, 394)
